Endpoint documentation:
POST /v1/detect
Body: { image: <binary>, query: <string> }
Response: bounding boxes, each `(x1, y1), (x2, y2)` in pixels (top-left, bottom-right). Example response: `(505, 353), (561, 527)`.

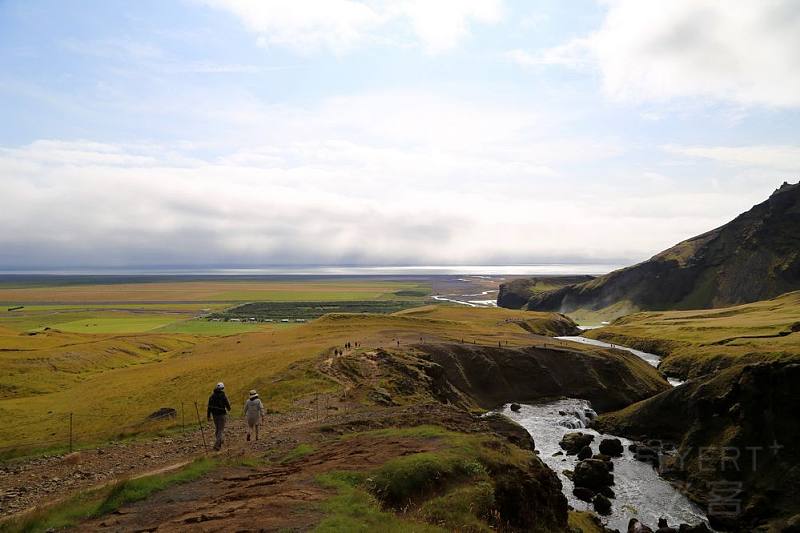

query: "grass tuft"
(315, 472), (444, 533)
(280, 443), (316, 464)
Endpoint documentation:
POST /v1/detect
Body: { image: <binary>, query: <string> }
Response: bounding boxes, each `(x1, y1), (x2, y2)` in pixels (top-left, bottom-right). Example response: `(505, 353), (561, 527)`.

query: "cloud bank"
(511, 0), (800, 108)
(0, 89), (781, 269)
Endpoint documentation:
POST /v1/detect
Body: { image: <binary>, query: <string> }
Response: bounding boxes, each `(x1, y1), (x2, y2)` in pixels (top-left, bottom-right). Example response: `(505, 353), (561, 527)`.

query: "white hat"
(249, 389), (258, 398)
(215, 382), (225, 390)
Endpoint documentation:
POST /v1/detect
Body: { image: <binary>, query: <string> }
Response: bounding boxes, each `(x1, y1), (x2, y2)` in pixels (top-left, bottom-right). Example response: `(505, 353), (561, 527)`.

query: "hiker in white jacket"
(243, 389), (265, 441)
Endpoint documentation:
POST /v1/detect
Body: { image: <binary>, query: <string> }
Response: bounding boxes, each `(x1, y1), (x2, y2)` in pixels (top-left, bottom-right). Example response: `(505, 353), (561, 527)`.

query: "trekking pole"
(69, 412), (73, 453)
(194, 402), (208, 454)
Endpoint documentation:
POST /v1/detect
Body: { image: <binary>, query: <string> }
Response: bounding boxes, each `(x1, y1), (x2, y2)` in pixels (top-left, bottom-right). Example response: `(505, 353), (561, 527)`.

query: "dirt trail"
(0, 344), (386, 522)
(0, 394), (345, 521)
(80, 427), (445, 532)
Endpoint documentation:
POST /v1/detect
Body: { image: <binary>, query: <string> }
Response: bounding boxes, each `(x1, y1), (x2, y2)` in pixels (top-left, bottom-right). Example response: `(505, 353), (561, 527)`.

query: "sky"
(1, 0), (799, 270)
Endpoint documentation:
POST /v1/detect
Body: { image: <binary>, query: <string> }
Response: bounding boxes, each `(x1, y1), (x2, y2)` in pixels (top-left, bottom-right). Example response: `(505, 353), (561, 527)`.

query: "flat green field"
(0, 279), (430, 304)
(154, 319), (296, 335)
(53, 317), (179, 333)
(0, 279), (432, 335)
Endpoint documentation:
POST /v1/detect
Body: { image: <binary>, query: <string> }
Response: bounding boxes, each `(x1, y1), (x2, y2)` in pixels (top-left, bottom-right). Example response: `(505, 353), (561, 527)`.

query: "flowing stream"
(556, 335), (684, 387)
(499, 400), (709, 531)
(431, 289), (498, 307)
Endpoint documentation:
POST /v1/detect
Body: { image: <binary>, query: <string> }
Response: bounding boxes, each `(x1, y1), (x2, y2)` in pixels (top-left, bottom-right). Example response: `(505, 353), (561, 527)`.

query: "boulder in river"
(572, 486), (595, 502)
(573, 459), (614, 490)
(592, 453), (614, 471)
(577, 445), (593, 460)
(593, 493), (612, 515)
(510, 402), (521, 412)
(598, 485), (615, 499)
(558, 432), (594, 455)
(655, 517), (678, 533)
(599, 437), (624, 457)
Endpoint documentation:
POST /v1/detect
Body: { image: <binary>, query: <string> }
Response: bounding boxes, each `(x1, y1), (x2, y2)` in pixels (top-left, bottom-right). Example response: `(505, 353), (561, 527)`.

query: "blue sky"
(1, 0), (799, 269)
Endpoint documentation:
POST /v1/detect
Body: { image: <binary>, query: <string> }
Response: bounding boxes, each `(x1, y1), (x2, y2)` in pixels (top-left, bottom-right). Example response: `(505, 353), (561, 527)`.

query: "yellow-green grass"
(1, 303), (225, 312)
(0, 308), (298, 336)
(152, 319), (296, 335)
(0, 307), (197, 334)
(395, 304), (577, 336)
(51, 316), (181, 333)
(0, 280), (430, 304)
(564, 299), (642, 326)
(316, 471), (447, 533)
(316, 426), (537, 532)
(1, 457), (216, 533)
(585, 290), (800, 376)
(1, 305), (570, 452)
(279, 443), (316, 464)
(567, 511), (605, 533)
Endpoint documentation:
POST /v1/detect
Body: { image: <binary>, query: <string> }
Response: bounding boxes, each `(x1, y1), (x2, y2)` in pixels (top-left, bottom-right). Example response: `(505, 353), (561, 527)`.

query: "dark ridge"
(514, 181), (800, 317)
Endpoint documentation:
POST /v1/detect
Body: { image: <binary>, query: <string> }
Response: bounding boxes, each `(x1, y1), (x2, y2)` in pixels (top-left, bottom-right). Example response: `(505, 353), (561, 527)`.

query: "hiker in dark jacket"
(207, 382), (231, 450)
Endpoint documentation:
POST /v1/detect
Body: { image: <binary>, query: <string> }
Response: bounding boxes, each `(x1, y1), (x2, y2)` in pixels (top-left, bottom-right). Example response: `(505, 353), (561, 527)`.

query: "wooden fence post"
(194, 402), (208, 454)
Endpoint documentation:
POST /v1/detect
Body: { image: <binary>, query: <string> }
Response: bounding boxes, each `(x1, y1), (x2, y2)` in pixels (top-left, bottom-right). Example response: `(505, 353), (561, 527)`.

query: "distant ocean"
(0, 264), (625, 276)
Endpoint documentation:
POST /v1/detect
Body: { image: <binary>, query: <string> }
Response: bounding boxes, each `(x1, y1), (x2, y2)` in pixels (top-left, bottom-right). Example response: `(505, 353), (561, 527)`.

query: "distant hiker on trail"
(243, 389), (265, 442)
(207, 382), (231, 451)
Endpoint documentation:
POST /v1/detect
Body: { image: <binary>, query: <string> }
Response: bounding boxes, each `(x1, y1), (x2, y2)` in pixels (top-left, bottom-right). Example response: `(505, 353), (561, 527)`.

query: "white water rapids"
(499, 400), (710, 531)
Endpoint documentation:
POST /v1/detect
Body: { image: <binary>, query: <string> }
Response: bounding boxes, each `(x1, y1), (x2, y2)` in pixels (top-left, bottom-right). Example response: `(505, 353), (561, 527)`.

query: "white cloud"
(520, 0), (800, 108)
(396, 0), (503, 53)
(504, 39), (592, 68)
(665, 144), (800, 171)
(202, 0), (503, 54)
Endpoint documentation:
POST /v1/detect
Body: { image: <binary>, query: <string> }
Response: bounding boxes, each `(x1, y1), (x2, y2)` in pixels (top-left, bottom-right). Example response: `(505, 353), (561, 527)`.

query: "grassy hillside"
(525, 181), (800, 320)
(0, 304), (579, 454)
(584, 290), (800, 378)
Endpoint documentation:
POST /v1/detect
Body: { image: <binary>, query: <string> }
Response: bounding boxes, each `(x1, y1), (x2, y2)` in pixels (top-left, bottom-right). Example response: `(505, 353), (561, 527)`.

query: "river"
(499, 400), (709, 531)
(556, 335), (684, 387)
